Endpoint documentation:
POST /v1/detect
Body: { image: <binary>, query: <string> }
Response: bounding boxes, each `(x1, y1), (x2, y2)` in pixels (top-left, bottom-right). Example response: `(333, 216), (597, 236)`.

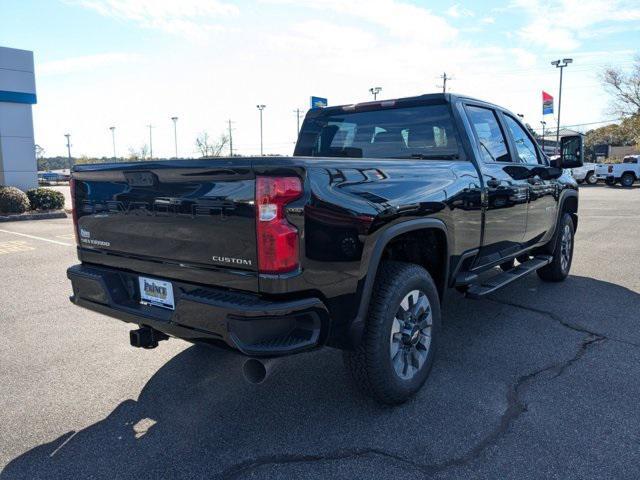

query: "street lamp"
(551, 58), (573, 152)
(64, 133), (72, 167)
(171, 116), (178, 158)
(256, 105), (266, 156)
(109, 126), (116, 161)
(147, 124), (154, 160)
(540, 120), (547, 152)
(369, 87), (382, 100)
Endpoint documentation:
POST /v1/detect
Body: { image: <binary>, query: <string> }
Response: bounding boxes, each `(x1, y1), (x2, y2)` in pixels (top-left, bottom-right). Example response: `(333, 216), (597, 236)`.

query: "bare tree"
(196, 131), (229, 158)
(127, 145), (149, 161)
(602, 56), (640, 116)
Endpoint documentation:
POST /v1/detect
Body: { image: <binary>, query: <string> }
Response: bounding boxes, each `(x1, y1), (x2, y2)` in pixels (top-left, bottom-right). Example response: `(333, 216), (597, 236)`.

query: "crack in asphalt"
(218, 300), (607, 480)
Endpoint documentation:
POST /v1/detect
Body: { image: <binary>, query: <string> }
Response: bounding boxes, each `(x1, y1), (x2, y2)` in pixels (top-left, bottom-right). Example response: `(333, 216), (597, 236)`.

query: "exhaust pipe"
(242, 357), (279, 384)
(130, 327), (168, 349)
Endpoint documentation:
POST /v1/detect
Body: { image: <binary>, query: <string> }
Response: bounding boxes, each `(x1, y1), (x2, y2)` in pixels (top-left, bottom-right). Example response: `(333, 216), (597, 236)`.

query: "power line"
(530, 117), (624, 133)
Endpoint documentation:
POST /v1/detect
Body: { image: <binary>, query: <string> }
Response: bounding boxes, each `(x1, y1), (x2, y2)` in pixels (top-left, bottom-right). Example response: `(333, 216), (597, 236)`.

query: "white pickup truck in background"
(595, 155), (640, 187)
(570, 162), (599, 185)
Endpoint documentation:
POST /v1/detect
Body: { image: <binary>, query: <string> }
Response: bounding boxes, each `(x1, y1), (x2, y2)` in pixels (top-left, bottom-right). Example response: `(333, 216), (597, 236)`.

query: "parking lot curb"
(0, 210), (67, 222)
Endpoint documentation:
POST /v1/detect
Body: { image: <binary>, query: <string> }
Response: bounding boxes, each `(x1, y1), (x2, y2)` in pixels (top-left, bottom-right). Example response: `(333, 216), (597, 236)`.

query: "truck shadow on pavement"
(2, 275), (640, 480)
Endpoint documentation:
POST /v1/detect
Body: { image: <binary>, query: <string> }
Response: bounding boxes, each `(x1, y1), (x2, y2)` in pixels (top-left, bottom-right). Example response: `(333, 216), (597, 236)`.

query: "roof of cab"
(316, 92), (497, 114)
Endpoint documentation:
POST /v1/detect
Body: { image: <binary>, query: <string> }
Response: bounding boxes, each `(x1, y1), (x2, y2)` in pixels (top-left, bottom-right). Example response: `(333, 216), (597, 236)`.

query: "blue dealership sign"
(310, 96), (328, 109)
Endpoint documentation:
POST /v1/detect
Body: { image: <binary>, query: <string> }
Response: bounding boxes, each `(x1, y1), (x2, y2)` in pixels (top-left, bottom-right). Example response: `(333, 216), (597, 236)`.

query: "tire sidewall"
(376, 269), (441, 397)
(621, 174), (634, 187)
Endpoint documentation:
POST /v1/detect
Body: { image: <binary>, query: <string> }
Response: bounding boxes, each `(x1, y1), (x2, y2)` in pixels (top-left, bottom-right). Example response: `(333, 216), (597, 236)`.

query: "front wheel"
(537, 213), (574, 282)
(585, 172), (598, 185)
(343, 261), (440, 404)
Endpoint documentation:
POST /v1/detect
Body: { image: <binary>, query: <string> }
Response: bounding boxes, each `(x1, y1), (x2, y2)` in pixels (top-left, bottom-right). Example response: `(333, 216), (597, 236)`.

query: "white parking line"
(0, 229), (74, 247)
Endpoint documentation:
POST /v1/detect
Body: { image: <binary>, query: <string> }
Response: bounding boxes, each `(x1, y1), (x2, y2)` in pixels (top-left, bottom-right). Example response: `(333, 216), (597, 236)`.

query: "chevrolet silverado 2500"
(67, 93), (583, 404)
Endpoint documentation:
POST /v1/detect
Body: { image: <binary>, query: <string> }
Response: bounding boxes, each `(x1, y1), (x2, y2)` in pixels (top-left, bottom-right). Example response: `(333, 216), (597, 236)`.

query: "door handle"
(486, 178), (500, 188)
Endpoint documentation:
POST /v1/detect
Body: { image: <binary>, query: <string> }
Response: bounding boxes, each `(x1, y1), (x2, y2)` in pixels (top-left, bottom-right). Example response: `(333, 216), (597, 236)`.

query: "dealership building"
(0, 46), (37, 190)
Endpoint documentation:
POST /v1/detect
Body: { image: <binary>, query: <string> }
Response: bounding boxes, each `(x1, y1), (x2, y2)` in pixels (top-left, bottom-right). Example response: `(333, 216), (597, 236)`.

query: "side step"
(465, 255), (552, 299)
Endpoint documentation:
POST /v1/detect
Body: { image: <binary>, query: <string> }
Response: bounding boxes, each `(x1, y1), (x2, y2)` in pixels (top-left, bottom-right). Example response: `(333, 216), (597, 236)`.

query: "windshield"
(294, 104), (460, 159)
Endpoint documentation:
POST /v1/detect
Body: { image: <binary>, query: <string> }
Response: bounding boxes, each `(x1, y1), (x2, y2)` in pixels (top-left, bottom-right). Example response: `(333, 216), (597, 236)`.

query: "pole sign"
(542, 91), (554, 115)
(310, 96), (328, 109)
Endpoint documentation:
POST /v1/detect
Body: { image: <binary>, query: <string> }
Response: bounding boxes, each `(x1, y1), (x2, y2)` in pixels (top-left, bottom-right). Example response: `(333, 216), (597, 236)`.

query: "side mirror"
(560, 135), (583, 169)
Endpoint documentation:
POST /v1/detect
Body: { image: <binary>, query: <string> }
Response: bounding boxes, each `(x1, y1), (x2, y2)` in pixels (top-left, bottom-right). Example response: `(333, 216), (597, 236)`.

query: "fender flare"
(347, 218), (450, 347)
(541, 189), (578, 254)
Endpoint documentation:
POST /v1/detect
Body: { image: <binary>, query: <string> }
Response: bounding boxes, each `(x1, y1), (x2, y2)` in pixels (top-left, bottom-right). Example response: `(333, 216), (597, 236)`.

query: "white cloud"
(446, 4), (474, 18)
(38, 52), (142, 75)
(68, 0), (239, 40)
(481, 16), (495, 24)
(514, 0), (640, 50)
(262, 0), (458, 44)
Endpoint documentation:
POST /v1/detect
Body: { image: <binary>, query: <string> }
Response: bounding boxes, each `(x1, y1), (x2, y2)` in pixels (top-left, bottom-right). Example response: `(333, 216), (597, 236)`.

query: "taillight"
(608, 166), (613, 173)
(69, 177), (79, 245)
(255, 176), (302, 274)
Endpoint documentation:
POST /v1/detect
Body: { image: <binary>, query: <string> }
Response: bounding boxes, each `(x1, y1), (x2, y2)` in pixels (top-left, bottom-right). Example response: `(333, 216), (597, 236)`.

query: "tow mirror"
(560, 135), (583, 169)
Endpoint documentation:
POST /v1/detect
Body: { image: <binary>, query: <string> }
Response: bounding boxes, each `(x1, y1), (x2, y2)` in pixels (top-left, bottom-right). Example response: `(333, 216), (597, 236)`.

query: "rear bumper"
(67, 263), (329, 356)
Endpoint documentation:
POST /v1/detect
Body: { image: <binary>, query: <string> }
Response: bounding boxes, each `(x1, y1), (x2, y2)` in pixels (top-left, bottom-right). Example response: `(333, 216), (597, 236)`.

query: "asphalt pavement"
(0, 185), (639, 479)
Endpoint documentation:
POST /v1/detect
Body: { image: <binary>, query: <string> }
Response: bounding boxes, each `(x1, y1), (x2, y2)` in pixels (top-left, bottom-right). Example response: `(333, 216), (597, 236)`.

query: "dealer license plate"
(139, 276), (175, 310)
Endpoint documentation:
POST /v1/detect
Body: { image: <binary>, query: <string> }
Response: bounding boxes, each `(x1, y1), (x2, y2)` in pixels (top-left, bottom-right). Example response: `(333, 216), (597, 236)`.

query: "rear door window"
(465, 106), (510, 163)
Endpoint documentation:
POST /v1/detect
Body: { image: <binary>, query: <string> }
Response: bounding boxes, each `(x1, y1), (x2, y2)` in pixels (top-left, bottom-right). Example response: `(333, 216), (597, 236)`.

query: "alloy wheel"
(389, 289), (433, 380)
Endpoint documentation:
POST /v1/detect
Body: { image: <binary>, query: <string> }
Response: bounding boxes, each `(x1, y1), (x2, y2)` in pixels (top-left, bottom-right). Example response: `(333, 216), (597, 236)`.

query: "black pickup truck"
(67, 93), (583, 404)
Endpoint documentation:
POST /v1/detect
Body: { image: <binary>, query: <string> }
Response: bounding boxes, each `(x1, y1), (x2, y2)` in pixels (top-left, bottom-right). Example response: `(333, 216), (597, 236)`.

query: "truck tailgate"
(72, 161), (257, 275)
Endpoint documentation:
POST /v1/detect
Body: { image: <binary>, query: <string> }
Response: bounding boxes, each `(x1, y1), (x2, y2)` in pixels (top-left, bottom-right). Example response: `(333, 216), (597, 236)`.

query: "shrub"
(0, 186), (30, 214)
(26, 188), (65, 211)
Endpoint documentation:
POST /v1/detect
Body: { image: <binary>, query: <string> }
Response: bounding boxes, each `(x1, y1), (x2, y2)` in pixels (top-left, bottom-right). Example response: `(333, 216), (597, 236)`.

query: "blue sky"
(1, 0), (639, 157)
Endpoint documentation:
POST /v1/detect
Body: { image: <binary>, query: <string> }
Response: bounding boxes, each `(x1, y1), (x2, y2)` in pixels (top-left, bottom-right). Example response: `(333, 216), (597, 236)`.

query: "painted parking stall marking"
(0, 229), (73, 247)
(0, 241), (35, 255)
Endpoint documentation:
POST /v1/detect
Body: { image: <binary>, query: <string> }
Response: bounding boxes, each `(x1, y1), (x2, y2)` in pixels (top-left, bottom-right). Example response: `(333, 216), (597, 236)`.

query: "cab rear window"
(294, 104), (460, 159)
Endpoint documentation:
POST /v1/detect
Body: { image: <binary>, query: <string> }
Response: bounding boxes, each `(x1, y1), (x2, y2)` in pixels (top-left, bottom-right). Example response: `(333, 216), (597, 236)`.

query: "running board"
(465, 255), (553, 299)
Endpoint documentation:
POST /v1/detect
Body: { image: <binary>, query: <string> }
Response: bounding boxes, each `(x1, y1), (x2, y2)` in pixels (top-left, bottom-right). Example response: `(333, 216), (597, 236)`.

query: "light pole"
(294, 108), (302, 136)
(171, 116), (178, 158)
(64, 133), (72, 167)
(147, 124), (154, 160)
(109, 126), (116, 161)
(540, 120), (547, 152)
(551, 58), (573, 153)
(369, 87), (382, 100)
(256, 105), (266, 156)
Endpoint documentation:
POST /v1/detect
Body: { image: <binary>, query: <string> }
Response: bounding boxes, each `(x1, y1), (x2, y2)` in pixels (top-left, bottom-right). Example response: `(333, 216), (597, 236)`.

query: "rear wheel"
(537, 213), (574, 282)
(343, 261), (440, 404)
(585, 172), (598, 185)
(621, 173), (635, 188)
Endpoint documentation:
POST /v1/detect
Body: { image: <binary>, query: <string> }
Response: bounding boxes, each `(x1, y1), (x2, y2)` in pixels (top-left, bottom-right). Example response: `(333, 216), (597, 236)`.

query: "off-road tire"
(343, 261), (440, 405)
(537, 213), (574, 282)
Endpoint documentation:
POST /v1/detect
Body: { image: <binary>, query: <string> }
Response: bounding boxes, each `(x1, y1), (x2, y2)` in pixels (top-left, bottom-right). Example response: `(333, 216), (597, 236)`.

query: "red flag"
(542, 91), (553, 115)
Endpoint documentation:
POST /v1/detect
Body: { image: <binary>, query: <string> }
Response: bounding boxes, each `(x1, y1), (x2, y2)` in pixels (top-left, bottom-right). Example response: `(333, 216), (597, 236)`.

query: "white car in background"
(595, 155), (640, 187)
(569, 162), (599, 185)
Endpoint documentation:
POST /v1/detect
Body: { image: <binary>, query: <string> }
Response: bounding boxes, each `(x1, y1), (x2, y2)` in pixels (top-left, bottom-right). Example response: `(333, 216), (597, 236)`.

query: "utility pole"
(369, 87), (382, 100)
(439, 72), (452, 93)
(294, 109), (303, 136)
(551, 58), (573, 153)
(256, 105), (266, 156)
(540, 120), (546, 152)
(147, 124), (154, 160)
(109, 126), (116, 161)
(64, 133), (72, 167)
(228, 119), (234, 157)
(171, 116), (178, 158)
